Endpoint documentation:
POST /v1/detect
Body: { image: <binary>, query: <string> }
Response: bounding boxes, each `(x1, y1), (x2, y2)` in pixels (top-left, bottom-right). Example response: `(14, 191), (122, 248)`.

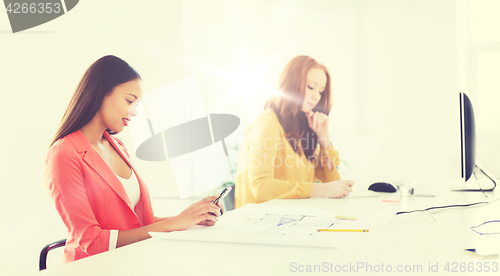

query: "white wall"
(338, 0), (459, 185)
(0, 0), (476, 274)
(467, 0), (500, 178)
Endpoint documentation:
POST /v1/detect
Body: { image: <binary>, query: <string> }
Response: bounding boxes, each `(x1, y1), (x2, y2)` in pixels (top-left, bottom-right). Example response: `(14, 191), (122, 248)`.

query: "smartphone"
(212, 186), (232, 204)
(209, 187), (232, 217)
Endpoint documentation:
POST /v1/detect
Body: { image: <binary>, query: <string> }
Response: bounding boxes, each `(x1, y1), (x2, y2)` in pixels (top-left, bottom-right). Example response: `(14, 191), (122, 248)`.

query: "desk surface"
(38, 184), (500, 276)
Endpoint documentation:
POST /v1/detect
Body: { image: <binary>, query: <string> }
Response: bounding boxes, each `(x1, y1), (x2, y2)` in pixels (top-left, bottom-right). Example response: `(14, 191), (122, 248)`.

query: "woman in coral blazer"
(45, 55), (221, 263)
(235, 56), (355, 208)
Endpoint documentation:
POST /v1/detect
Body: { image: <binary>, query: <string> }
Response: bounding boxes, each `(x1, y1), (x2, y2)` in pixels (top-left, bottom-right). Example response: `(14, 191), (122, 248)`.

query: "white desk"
(38, 183), (500, 276)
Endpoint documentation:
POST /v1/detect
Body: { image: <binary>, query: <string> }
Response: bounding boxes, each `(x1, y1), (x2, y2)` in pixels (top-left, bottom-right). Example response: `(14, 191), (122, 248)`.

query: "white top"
(109, 169), (141, 250)
(117, 169), (141, 207)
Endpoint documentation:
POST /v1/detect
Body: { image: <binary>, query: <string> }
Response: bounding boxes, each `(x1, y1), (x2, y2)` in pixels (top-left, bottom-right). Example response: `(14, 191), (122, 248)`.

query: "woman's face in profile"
(98, 78), (142, 133)
(301, 68), (326, 113)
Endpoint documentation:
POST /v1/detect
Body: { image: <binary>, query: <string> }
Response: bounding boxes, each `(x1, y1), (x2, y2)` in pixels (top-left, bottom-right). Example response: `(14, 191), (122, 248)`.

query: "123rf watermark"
(290, 262), (499, 273)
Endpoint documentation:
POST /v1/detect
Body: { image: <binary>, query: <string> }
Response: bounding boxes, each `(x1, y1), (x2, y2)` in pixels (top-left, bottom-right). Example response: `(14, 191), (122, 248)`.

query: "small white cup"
(401, 178), (416, 197)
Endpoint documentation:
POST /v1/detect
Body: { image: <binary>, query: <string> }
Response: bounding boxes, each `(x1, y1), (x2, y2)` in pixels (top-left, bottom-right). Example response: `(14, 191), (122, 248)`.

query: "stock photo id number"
(3, 0), (79, 33)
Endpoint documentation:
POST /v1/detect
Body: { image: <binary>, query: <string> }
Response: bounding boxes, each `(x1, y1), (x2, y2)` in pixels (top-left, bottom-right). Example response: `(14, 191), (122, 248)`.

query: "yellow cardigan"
(235, 109), (341, 209)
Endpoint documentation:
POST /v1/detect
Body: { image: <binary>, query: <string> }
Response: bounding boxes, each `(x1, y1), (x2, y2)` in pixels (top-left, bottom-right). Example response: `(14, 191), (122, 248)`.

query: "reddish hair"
(265, 55), (332, 159)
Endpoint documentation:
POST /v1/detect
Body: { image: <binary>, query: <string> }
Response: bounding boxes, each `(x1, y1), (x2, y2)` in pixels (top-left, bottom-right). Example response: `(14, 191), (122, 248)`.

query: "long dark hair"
(50, 55), (141, 147)
(265, 55), (332, 159)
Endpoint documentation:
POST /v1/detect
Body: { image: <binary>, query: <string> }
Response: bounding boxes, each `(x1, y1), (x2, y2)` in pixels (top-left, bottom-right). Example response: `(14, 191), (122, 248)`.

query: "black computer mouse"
(368, 182), (397, 193)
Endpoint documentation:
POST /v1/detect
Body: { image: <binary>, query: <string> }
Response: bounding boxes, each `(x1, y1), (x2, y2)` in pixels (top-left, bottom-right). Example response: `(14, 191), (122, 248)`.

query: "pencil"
(335, 166), (345, 180)
(318, 229), (369, 232)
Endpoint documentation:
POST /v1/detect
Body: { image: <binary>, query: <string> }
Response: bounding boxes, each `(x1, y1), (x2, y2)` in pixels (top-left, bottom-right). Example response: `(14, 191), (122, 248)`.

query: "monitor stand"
(450, 163), (497, 191)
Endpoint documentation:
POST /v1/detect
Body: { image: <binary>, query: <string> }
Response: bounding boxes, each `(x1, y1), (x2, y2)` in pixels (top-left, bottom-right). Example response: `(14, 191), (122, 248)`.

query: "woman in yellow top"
(235, 55), (354, 208)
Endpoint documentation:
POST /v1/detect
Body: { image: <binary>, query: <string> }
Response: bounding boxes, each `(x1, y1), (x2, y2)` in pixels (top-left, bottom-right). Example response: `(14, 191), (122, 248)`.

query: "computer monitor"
(453, 92), (496, 191)
(460, 92), (475, 182)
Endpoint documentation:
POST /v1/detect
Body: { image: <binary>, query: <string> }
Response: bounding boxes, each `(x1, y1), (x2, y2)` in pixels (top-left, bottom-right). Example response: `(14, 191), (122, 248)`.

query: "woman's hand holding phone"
(168, 196), (221, 231)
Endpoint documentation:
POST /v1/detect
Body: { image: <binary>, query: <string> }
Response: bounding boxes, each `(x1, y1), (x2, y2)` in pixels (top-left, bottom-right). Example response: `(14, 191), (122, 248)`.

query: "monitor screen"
(460, 92), (475, 182)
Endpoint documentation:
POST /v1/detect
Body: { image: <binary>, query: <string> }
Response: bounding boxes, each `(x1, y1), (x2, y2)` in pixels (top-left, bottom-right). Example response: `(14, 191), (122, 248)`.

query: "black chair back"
(39, 239), (66, 270)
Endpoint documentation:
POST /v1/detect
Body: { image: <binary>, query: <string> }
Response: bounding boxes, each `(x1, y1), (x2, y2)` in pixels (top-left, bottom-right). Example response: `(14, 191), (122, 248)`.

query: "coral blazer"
(44, 130), (155, 263)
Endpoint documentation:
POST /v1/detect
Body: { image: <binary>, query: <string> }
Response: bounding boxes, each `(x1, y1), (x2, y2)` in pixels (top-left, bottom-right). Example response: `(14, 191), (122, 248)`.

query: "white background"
(0, 0), (499, 274)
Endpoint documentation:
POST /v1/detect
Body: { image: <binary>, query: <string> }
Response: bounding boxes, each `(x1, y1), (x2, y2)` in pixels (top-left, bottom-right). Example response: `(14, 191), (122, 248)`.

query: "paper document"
(150, 204), (370, 248)
(347, 190), (380, 198)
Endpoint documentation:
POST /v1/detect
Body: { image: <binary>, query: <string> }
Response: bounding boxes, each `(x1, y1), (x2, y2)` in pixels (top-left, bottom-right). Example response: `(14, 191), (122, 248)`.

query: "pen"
(464, 249), (499, 258)
(336, 166), (345, 180)
(318, 229), (369, 232)
(414, 193), (436, 197)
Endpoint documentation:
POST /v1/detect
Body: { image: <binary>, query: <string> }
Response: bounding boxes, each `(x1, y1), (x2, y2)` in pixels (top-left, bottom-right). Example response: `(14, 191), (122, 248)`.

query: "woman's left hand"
(306, 111), (330, 143)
